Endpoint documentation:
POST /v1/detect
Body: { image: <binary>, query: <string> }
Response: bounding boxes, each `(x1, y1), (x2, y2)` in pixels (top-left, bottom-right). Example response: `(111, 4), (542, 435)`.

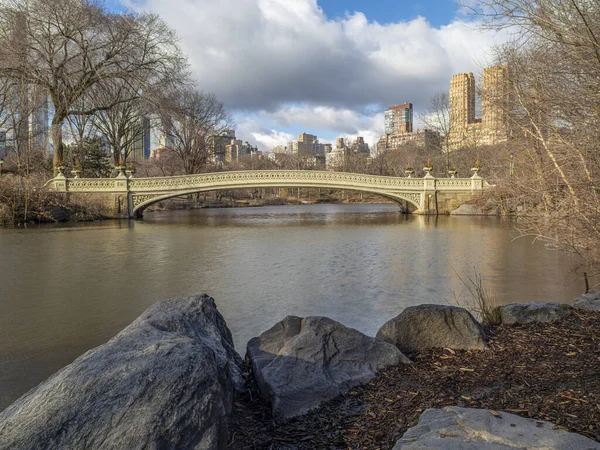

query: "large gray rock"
(246, 315), (408, 421)
(376, 304), (488, 354)
(393, 406), (600, 449)
(575, 290), (600, 311)
(0, 294), (243, 450)
(498, 302), (573, 325)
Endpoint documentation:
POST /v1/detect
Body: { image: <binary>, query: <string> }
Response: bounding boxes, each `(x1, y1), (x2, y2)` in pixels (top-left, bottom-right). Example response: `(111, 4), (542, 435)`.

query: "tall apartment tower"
(384, 103), (413, 135)
(481, 65), (509, 145)
(129, 116), (151, 162)
(448, 66), (508, 150)
(449, 72), (476, 130)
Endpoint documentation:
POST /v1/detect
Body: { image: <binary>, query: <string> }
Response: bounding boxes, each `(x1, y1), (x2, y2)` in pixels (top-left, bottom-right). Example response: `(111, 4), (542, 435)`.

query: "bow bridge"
(47, 169), (490, 218)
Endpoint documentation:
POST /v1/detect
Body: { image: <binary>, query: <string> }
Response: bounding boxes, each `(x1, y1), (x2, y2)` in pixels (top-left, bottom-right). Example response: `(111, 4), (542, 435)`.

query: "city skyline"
(112, 0), (508, 151)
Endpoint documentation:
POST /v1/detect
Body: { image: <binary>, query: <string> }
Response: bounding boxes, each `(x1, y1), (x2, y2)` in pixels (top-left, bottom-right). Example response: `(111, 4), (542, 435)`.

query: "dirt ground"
(229, 310), (600, 449)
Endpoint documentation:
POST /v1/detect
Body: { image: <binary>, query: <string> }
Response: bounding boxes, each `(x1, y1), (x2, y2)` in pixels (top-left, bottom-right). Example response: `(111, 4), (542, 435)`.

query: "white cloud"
(252, 130), (295, 149)
(127, 0), (506, 107)
(264, 105), (364, 134)
(126, 0), (508, 148)
(235, 116), (295, 150)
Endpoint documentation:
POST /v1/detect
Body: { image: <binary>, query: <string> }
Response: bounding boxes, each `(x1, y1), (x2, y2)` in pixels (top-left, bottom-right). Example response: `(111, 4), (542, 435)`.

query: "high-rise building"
(127, 117), (151, 162)
(378, 129), (441, 151)
(288, 133), (327, 157)
(325, 137), (370, 169)
(379, 102), (439, 151)
(225, 140), (259, 161)
(449, 72), (476, 132)
(30, 94), (49, 151)
(481, 65), (509, 146)
(210, 129), (236, 163)
(209, 130), (260, 163)
(448, 65), (509, 150)
(297, 133), (318, 156)
(325, 137), (347, 169)
(384, 103), (413, 135)
(351, 136), (370, 155)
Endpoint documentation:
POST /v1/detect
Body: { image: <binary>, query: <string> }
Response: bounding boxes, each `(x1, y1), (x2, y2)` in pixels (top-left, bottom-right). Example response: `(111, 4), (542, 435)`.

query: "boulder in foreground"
(246, 315), (408, 421)
(376, 304), (487, 354)
(393, 406), (600, 449)
(575, 290), (600, 311)
(498, 302), (573, 325)
(0, 294), (243, 450)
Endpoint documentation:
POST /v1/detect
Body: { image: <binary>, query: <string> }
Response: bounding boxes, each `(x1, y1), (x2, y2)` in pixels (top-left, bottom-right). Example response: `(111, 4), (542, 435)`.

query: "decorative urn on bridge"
(55, 164), (66, 178)
(126, 164), (136, 178)
(423, 155), (433, 178)
(71, 165), (82, 179)
(115, 165), (127, 178)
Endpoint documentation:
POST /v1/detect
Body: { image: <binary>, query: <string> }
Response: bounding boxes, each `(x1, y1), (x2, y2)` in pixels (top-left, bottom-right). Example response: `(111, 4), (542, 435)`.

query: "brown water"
(0, 204), (585, 411)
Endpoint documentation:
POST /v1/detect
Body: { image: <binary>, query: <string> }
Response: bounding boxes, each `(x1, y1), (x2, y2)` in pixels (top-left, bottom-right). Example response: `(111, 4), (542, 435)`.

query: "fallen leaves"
(229, 311), (600, 450)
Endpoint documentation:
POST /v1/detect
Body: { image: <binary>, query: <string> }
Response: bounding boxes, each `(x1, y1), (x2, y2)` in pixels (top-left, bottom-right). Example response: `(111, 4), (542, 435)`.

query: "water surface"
(0, 204), (584, 410)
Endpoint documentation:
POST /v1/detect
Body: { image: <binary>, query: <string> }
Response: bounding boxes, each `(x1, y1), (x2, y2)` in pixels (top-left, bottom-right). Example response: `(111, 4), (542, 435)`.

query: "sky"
(114, 0), (507, 150)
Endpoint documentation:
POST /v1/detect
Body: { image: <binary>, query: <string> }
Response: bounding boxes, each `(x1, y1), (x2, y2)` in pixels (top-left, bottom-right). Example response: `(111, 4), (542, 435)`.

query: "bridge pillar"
(127, 192), (134, 219)
(471, 172), (484, 190)
(113, 172), (133, 219)
(422, 172), (438, 215)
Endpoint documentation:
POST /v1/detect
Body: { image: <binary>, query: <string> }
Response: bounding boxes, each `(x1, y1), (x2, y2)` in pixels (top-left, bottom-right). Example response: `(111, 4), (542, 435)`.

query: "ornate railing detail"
(390, 191), (422, 206)
(65, 179), (126, 191)
(46, 170), (488, 218)
(132, 194), (161, 208)
(127, 170), (440, 192)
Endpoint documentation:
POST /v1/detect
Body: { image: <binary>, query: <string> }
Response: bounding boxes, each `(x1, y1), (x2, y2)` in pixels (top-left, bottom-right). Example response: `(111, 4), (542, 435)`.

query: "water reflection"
(0, 204), (584, 411)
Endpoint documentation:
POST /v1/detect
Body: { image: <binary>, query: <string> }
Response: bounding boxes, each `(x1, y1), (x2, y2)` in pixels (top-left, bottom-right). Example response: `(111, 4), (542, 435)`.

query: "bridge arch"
(131, 184), (423, 218)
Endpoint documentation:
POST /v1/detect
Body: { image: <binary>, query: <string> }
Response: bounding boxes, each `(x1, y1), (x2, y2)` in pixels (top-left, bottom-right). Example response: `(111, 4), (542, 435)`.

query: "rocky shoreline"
(1, 293), (600, 449)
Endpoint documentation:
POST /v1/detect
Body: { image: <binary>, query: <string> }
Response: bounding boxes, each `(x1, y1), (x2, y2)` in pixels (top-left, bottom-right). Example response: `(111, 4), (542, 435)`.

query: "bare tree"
(0, 0), (186, 168)
(135, 147), (184, 177)
(464, 0), (600, 270)
(90, 81), (147, 165)
(418, 92), (457, 171)
(158, 88), (231, 175)
(0, 81), (52, 174)
(66, 106), (98, 152)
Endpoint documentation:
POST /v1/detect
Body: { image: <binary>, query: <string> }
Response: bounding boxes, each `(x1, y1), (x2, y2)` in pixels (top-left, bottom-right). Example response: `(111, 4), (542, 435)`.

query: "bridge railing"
(46, 170), (487, 193)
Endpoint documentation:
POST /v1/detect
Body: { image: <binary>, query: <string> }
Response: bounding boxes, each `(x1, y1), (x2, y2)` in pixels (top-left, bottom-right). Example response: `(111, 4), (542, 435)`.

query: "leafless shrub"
(447, 267), (502, 326)
(0, 174), (108, 224)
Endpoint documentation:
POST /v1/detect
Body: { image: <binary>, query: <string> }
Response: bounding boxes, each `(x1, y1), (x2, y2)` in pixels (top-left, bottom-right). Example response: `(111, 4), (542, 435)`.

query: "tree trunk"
(51, 118), (64, 169)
